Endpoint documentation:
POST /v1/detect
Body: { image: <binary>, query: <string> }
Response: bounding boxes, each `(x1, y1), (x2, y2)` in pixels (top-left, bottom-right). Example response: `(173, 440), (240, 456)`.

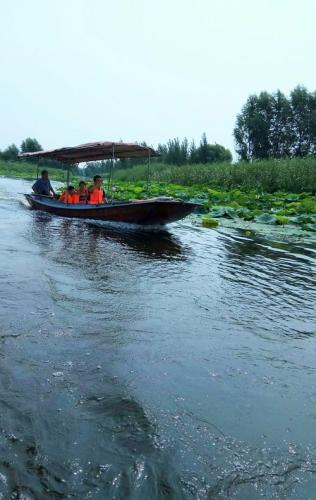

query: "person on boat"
(76, 181), (89, 204)
(59, 185), (78, 204)
(32, 170), (56, 197)
(88, 175), (106, 204)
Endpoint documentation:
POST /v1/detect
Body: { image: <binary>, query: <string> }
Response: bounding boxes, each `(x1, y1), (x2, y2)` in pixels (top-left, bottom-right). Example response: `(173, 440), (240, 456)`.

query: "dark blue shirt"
(32, 179), (53, 195)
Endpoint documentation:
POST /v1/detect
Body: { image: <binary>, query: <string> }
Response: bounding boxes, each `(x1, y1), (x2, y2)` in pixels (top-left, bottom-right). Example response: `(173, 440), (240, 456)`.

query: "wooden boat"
(19, 141), (198, 225)
(24, 194), (198, 225)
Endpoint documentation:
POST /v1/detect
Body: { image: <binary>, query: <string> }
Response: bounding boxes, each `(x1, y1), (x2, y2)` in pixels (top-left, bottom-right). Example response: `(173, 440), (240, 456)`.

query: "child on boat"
(59, 186), (78, 204)
(76, 181), (89, 204)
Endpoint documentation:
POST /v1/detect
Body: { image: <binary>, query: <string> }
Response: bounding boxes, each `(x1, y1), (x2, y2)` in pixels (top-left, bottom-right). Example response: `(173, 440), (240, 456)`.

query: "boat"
(19, 141), (198, 225)
(24, 195), (197, 225)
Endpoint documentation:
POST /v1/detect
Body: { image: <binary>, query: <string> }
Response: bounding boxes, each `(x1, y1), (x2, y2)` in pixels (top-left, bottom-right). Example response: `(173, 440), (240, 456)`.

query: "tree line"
(234, 86), (316, 161)
(0, 137), (71, 171)
(0, 135), (233, 176)
(0, 138), (43, 161)
(156, 134), (232, 165)
(3, 86), (316, 176)
(82, 134), (232, 175)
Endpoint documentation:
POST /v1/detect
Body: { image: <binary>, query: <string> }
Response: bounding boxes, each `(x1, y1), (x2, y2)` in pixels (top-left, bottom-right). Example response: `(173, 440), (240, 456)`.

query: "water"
(0, 177), (316, 499)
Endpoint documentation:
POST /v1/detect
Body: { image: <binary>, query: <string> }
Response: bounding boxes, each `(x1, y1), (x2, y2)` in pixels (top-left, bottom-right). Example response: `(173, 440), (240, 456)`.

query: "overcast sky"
(1, 0), (315, 155)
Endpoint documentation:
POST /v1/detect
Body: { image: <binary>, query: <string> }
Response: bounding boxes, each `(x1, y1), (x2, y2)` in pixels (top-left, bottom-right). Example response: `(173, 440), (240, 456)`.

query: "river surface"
(0, 177), (316, 499)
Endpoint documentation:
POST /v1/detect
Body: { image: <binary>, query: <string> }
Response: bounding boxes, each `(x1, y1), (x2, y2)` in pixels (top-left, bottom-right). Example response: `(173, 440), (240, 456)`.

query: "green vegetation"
(234, 86), (316, 160)
(156, 134), (232, 165)
(0, 160), (68, 181)
(0, 137), (78, 172)
(5, 156), (316, 195)
(114, 157), (316, 193)
(2, 159), (316, 237)
(2, 84), (316, 240)
(109, 181), (316, 236)
(81, 134), (232, 176)
(0, 134), (232, 178)
(201, 217), (219, 228)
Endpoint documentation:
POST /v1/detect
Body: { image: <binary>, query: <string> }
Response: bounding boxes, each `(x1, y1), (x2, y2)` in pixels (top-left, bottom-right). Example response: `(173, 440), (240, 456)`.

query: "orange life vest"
(89, 187), (104, 204)
(72, 193), (79, 204)
(59, 191), (76, 204)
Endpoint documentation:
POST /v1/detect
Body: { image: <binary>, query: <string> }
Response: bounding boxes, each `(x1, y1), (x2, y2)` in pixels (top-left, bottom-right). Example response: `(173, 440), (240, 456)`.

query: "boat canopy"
(18, 141), (159, 163)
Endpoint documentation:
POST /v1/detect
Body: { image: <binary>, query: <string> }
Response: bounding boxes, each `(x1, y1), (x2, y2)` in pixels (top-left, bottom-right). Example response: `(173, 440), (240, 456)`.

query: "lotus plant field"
(112, 181), (316, 240)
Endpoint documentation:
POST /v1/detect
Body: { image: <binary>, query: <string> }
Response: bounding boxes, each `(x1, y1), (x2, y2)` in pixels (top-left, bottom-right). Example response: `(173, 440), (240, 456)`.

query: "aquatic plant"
(201, 217), (219, 228)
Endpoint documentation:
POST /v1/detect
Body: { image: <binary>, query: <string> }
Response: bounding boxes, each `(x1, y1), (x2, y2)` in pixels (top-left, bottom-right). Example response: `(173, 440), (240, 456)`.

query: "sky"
(1, 0), (316, 156)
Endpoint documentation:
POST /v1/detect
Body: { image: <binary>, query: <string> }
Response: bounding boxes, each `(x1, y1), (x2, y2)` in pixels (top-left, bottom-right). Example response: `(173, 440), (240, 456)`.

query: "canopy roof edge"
(18, 141), (159, 163)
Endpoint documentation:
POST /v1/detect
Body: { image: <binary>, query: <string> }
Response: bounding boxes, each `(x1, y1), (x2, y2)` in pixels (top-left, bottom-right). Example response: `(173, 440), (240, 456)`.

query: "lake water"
(0, 177), (316, 499)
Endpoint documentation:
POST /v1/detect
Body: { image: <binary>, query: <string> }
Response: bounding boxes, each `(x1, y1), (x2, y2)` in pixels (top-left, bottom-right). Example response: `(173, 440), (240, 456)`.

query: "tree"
(196, 133), (232, 163)
(2, 144), (19, 160)
(270, 90), (293, 158)
(309, 91), (316, 155)
(234, 100), (254, 161)
(189, 140), (197, 163)
(157, 138), (190, 165)
(234, 86), (316, 160)
(290, 86), (313, 157)
(197, 133), (209, 163)
(206, 144), (232, 163)
(234, 93), (274, 160)
(20, 137), (43, 153)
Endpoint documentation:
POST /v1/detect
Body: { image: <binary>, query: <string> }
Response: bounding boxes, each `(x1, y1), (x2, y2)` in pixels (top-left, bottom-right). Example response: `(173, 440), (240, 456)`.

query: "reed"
(114, 157), (316, 193)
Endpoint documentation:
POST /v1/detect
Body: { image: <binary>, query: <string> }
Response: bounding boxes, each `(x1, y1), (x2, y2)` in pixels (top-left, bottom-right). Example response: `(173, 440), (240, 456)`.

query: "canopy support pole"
(66, 163), (70, 204)
(107, 143), (115, 202)
(146, 149), (151, 196)
(66, 164), (70, 188)
(36, 159), (40, 180)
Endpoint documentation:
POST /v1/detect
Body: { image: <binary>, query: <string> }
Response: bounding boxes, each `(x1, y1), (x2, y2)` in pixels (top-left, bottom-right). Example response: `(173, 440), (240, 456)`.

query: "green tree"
(207, 144), (232, 163)
(196, 133), (232, 163)
(2, 144), (19, 160)
(189, 140), (197, 163)
(234, 93), (274, 160)
(20, 137), (42, 153)
(234, 100), (253, 161)
(158, 138), (189, 165)
(234, 86), (316, 160)
(309, 91), (316, 155)
(270, 90), (293, 158)
(197, 133), (209, 163)
(290, 86), (314, 157)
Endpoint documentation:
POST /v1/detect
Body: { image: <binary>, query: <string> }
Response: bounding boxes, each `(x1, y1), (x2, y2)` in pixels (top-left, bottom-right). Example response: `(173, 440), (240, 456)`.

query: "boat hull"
(24, 195), (198, 225)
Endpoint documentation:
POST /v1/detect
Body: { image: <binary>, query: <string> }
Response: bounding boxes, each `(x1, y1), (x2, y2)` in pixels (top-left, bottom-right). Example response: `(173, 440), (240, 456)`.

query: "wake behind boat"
(19, 141), (198, 225)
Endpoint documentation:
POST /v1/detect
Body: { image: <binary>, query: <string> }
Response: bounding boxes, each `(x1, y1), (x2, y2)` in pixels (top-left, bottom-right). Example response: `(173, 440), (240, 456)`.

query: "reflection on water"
(30, 212), (185, 261)
(1, 178), (316, 498)
(87, 222), (185, 260)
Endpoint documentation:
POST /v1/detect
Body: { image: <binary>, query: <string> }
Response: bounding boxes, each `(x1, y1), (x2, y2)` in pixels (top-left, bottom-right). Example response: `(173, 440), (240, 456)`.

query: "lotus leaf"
(295, 214), (316, 224)
(209, 206), (237, 218)
(276, 216), (289, 225)
(202, 217), (219, 228)
(302, 223), (316, 232)
(254, 213), (277, 224)
(132, 187), (144, 194)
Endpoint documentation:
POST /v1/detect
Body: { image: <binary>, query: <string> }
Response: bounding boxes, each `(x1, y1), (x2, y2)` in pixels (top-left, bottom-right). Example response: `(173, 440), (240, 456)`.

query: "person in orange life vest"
(59, 185), (77, 204)
(88, 175), (106, 204)
(76, 181), (89, 204)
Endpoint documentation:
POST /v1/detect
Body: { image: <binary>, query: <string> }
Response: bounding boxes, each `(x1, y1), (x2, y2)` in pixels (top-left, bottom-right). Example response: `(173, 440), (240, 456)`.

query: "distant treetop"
(20, 138), (43, 153)
(234, 86), (316, 161)
(157, 134), (232, 166)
